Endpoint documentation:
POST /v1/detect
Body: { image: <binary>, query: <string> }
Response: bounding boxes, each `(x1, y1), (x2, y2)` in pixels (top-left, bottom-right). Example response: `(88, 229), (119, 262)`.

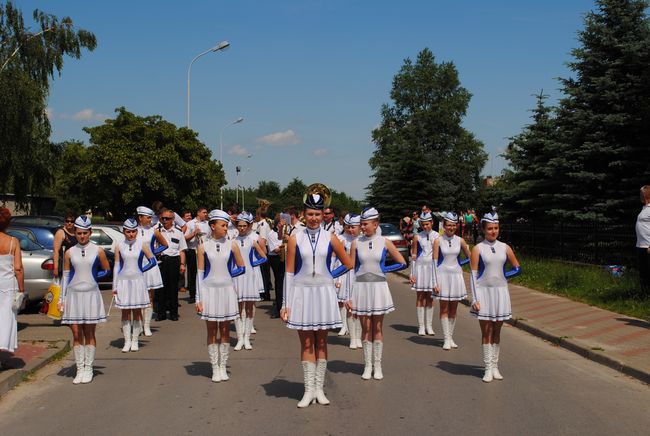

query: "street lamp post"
(236, 165), (241, 204)
(186, 40), (230, 128)
(219, 117), (244, 209)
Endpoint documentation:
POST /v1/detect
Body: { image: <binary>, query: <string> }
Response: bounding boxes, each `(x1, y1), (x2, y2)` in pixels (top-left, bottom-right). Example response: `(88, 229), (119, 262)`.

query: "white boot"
(251, 306), (257, 334)
(348, 317), (357, 349)
(121, 320), (132, 353)
(82, 345), (95, 384)
(234, 317), (244, 351)
(338, 307), (348, 336)
(373, 341), (384, 380)
(441, 317), (451, 350)
(243, 317), (253, 350)
(425, 305), (435, 335)
(449, 317), (459, 348)
(219, 343), (230, 381)
(131, 320), (142, 352)
(361, 341), (373, 380)
(417, 306), (425, 336)
(72, 345), (85, 385)
(354, 318), (363, 348)
(297, 361), (316, 408)
(143, 307), (153, 336)
(492, 344), (503, 380)
(314, 359), (330, 405)
(482, 344), (493, 383)
(208, 343), (220, 382)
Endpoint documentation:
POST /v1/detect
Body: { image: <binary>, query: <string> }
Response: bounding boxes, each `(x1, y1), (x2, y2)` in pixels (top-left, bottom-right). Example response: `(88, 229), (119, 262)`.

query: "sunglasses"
(65, 220), (74, 223)
(161, 217), (173, 221)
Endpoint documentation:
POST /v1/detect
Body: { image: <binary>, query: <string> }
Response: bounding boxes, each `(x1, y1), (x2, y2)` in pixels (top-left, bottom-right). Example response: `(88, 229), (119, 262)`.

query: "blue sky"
(16, 0), (596, 200)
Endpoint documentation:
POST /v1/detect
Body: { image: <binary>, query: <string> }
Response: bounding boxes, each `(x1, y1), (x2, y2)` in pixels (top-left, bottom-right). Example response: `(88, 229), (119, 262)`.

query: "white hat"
(136, 206), (154, 217)
(344, 213), (361, 226)
(360, 207), (379, 221)
(208, 209), (231, 222)
(481, 211), (499, 224)
(123, 218), (138, 230)
(419, 212), (433, 222)
(236, 211), (254, 224)
(442, 211), (458, 223)
(74, 215), (92, 230)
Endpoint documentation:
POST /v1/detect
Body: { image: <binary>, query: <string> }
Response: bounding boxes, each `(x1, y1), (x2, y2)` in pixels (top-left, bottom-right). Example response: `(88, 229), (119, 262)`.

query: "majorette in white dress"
(60, 243), (107, 324)
(351, 234), (396, 316)
(469, 239), (512, 321)
(196, 236), (240, 322)
(0, 240), (18, 352)
(232, 232), (266, 302)
(411, 229), (439, 292)
(113, 239), (153, 309)
(334, 233), (357, 302)
(435, 234), (468, 301)
(285, 227), (345, 330)
(137, 225), (164, 290)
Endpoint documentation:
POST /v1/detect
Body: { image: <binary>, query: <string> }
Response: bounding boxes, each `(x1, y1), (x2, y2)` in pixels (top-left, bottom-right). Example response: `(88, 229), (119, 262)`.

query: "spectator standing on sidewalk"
(158, 209), (187, 321)
(0, 207), (24, 362)
(636, 185), (650, 298)
(179, 210), (193, 294)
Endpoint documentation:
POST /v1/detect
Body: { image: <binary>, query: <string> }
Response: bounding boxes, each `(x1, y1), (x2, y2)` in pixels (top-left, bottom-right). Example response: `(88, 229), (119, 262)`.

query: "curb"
(394, 271), (650, 385)
(0, 340), (70, 397)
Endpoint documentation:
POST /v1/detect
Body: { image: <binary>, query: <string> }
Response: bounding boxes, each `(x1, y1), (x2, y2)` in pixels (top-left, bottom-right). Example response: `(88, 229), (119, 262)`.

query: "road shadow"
(57, 364), (105, 379)
(261, 378), (302, 400)
(615, 317), (650, 330)
(184, 361), (211, 378)
(327, 359), (363, 375)
(407, 336), (444, 347)
(390, 323), (418, 334)
(434, 360), (483, 378)
(0, 352), (25, 369)
(108, 338), (150, 350)
(327, 336), (350, 347)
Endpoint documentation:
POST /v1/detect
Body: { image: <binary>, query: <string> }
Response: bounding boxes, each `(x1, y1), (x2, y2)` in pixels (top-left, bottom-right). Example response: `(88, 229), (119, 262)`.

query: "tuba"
(257, 198), (272, 213)
(303, 183), (332, 208)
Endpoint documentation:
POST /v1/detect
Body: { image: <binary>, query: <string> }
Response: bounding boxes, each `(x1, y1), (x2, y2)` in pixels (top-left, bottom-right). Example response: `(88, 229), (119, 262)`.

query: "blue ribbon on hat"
(360, 207), (379, 221)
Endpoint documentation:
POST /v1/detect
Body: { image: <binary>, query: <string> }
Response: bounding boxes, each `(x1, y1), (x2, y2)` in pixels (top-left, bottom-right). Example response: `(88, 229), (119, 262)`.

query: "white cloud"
(45, 107), (54, 120)
(58, 108), (107, 122)
(313, 148), (328, 157)
(257, 129), (299, 146)
(228, 144), (250, 156)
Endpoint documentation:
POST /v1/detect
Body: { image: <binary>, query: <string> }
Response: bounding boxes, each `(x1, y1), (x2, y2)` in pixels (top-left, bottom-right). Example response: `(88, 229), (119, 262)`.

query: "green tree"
(367, 48), (487, 221)
(281, 178), (308, 209)
(0, 2), (96, 205)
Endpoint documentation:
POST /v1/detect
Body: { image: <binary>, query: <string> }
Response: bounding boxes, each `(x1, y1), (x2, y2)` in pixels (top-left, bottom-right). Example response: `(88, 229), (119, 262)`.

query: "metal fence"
(498, 221), (637, 266)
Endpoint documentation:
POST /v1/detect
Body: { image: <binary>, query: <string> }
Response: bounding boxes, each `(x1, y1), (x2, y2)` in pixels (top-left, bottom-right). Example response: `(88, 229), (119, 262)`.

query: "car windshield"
(379, 223), (400, 236)
(11, 216), (64, 227)
(7, 230), (45, 252)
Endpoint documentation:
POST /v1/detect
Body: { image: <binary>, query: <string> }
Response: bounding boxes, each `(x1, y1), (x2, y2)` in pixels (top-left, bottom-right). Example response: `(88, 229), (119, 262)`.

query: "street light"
(219, 117), (244, 209)
(186, 40), (230, 128)
(235, 154), (253, 205)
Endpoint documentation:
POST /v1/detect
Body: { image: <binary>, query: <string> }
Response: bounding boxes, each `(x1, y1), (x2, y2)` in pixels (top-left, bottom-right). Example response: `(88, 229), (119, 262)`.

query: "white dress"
(470, 240), (512, 321)
(411, 230), (439, 292)
(61, 243), (106, 324)
(137, 225), (163, 290)
(0, 240), (18, 352)
(350, 234), (395, 316)
(197, 237), (239, 322)
(334, 233), (356, 302)
(114, 239), (151, 309)
(435, 235), (468, 301)
(286, 228), (342, 330)
(232, 233), (265, 302)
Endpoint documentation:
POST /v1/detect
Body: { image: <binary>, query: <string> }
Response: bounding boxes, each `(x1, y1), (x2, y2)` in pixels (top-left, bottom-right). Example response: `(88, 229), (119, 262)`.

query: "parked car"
(92, 224), (124, 253)
(379, 223), (410, 266)
(6, 230), (55, 304)
(10, 215), (64, 227)
(7, 225), (58, 250)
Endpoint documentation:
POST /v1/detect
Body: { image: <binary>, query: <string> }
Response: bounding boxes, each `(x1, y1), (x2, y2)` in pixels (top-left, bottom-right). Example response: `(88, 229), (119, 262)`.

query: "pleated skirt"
(336, 271), (353, 302)
(350, 281), (395, 316)
(62, 286), (106, 324)
(435, 270), (467, 301)
(0, 289), (17, 352)
(234, 269), (264, 302)
(411, 261), (434, 292)
(199, 284), (239, 322)
(469, 286), (512, 321)
(286, 284), (342, 331)
(115, 278), (151, 309)
(144, 264), (164, 290)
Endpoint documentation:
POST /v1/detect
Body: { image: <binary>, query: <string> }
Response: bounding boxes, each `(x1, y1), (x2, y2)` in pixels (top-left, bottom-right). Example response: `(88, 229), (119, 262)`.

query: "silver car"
(379, 223), (410, 266)
(6, 230), (55, 304)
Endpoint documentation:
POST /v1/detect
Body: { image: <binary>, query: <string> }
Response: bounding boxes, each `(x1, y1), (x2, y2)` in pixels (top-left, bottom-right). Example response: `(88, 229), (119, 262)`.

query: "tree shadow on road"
(261, 378), (302, 400)
(327, 359), (364, 375)
(184, 361), (211, 378)
(434, 360), (483, 378)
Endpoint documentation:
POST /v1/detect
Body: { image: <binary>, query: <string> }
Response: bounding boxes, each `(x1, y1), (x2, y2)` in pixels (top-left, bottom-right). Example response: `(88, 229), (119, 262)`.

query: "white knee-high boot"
(338, 306), (348, 336)
(251, 306), (257, 334)
(348, 317), (357, 349)
(234, 316), (244, 351)
(82, 345), (95, 384)
(449, 317), (458, 348)
(244, 317), (253, 350)
(373, 341), (384, 380)
(314, 359), (330, 405)
(72, 345), (85, 385)
(482, 344), (493, 383)
(425, 305), (435, 335)
(354, 318), (362, 348)
(219, 343), (230, 381)
(131, 320), (142, 351)
(297, 361), (316, 408)
(208, 343), (220, 382)
(492, 344), (503, 380)
(143, 307), (153, 336)
(441, 317), (451, 350)
(121, 320), (132, 352)
(416, 306), (425, 336)
(361, 341), (373, 380)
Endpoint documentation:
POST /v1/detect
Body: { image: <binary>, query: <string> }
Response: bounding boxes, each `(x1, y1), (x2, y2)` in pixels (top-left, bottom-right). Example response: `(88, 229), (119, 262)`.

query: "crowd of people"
(400, 206), (481, 245)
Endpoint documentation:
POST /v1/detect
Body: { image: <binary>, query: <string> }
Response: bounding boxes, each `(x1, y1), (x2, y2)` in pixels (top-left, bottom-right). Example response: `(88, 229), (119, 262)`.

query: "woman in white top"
(280, 191), (352, 408)
(409, 212), (439, 336)
(350, 207), (407, 381)
(232, 211), (267, 351)
(335, 213), (362, 348)
(0, 207), (25, 362)
(135, 206), (168, 336)
(469, 212), (521, 383)
(113, 218), (158, 353)
(432, 212), (470, 350)
(196, 209), (245, 382)
(58, 216), (111, 385)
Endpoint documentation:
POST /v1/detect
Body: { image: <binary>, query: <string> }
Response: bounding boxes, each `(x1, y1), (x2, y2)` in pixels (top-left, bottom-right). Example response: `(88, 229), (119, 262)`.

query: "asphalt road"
(1, 275), (649, 436)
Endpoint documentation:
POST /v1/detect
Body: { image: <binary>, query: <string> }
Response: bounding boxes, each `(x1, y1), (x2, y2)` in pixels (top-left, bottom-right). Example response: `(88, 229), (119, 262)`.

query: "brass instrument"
(303, 183), (332, 208)
(257, 198), (271, 213)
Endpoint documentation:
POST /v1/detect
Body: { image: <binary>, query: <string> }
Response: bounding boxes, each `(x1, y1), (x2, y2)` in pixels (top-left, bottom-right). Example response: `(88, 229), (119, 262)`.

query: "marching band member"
(335, 213), (361, 348)
(0, 207), (24, 360)
(58, 216), (111, 384)
(469, 211), (521, 382)
(432, 212), (470, 350)
(281, 185), (352, 408)
(409, 212), (439, 336)
(196, 209), (245, 382)
(350, 207), (407, 381)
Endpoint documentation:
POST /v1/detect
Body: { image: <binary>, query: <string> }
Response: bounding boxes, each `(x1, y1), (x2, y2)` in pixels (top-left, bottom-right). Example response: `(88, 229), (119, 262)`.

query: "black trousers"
(638, 248), (650, 297)
(268, 255), (285, 315)
(159, 256), (181, 317)
(186, 249), (197, 300)
(261, 261), (272, 299)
